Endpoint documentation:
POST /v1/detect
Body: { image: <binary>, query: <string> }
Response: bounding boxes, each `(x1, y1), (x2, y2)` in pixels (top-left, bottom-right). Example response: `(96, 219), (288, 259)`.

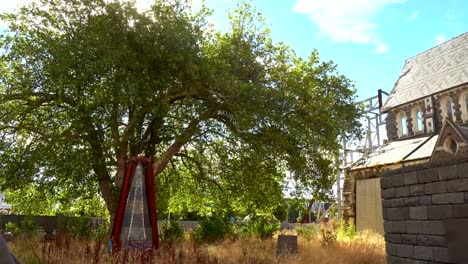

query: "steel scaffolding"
(336, 89), (388, 218)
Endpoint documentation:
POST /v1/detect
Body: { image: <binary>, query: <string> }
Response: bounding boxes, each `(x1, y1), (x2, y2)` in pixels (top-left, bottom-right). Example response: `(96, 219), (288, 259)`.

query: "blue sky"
(198, 0), (467, 100)
(2, 0), (467, 100)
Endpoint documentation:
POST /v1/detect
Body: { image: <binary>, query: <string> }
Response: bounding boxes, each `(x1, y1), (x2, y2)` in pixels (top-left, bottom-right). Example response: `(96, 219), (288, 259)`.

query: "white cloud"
(435, 34), (446, 45)
(293, 0), (406, 54)
(408, 10), (419, 21)
(0, 0), (34, 14)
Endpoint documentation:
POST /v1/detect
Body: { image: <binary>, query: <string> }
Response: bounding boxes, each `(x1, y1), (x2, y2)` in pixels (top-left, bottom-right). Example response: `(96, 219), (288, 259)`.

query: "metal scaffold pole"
(337, 89), (388, 219)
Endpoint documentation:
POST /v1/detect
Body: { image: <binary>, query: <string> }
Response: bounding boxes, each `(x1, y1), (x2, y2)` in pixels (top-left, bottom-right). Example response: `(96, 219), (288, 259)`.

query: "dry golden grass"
(8, 231), (385, 264)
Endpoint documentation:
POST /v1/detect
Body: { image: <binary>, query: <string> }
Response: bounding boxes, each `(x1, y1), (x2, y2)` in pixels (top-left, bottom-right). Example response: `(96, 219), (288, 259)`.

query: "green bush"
(193, 216), (232, 243)
(66, 217), (91, 239)
(235, 215), (279, 239)
(251, 216), (279, 239)
(295, 224), (318, 241)
(336, 220), (356, 241)
(20, 216), (41, 237)
(4, 222), (20, 235)
(159, 220), (185, 242)
(92, 221), (110, 241)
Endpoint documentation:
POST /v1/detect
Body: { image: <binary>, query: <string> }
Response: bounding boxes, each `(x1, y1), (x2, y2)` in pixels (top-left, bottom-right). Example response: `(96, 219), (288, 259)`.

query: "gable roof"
(429, 118), (468, 165)
(382, 32), (468, 112)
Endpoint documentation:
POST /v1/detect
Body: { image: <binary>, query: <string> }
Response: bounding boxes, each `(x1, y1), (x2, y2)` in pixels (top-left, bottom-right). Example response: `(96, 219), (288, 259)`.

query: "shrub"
(66, 217), (91, 239)
(250, 216), (279, 239)
(159, 220), (185, 242)
(319, 221), (337, 247)
(295, 224), (318, 241)
(4, 222), (20, 235)
(193, 216), (232, 243)
(336, 220), (356, 241)
(92, 221), (110, 241)
(20, 216), (41, 237)
(235, 215), (279, 239)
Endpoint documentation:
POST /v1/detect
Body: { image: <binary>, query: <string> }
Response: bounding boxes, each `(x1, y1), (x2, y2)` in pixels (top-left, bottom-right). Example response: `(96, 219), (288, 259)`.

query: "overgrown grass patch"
(8, 230), (385, 264)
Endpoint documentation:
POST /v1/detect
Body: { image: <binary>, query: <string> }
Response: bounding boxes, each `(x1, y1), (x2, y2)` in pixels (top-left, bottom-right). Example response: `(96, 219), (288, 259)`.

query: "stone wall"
(381, 162), (468, 263)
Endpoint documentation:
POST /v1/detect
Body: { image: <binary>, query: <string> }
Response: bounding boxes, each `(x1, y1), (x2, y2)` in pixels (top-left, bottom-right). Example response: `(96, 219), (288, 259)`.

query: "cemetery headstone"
(276, 234), (298, 256)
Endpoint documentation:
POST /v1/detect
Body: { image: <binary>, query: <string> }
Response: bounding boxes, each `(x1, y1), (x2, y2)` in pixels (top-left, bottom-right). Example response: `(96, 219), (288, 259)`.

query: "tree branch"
(152, 107), (218, 175)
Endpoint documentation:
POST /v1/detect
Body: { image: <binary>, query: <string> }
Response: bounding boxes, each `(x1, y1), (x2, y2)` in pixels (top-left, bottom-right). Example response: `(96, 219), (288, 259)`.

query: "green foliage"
(66, 217), (91, 239)
(92, 221), (110, 241)
(336, 220), (356, 241)
(295, 224), (318, 241)
(237, 215), (279, 239)
(272, 203), (288, 222)
(0, 0), (362, 218)
(20, 216), (41, 237)
(193, 216), (232, 243)
(6, 185), (108, 218)
(159, 220), (185, 242)
(4, 222), (20, 235)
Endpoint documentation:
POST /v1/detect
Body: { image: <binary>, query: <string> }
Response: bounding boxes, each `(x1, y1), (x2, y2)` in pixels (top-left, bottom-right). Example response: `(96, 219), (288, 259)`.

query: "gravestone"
(276, 234), (298, 256)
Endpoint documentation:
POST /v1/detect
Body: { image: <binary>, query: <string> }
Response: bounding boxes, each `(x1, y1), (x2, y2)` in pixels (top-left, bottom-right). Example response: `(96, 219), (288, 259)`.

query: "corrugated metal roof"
(382, 32), (468, 112)
(350, 135), (438, 170)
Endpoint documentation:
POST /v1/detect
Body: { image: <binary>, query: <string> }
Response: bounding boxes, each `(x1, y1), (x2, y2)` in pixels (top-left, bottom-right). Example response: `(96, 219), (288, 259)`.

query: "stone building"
(342, 32), (468, 263)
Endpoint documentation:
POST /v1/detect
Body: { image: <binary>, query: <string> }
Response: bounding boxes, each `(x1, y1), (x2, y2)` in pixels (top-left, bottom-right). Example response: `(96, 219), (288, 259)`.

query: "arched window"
(412, 107), (424, 133)
(461, 92), (468, 123)
(441, 97), (454, 121)
(397, 111), (408, 137)
(401, 115), (407, 135)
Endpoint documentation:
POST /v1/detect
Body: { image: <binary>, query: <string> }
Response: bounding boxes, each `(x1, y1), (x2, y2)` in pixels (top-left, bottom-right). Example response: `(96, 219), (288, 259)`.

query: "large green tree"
(0, 0), (361, 217)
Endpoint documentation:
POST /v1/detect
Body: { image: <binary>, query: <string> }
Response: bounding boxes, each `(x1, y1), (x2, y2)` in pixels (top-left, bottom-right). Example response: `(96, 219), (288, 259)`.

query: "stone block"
(433, 247), (449, 263)
(386, 256), (416, 264)
(383, 199), (392, 208)
(445, 219), (468, 263)
(385, 234), (402, 243)
(383, 207), (388, 220)
(418, 168), (438, 183)
(465, 192), (468, 203)
(395, 186), (410, 198)
(397, 244), (413, 258)
(438, 164), (458, 181)
(391, 198), (404, 207)
(387, 208), (410, 220)
(432, 193), (464, 204)
(416, 235), (447, 247)
(404, 171), (418, 185)
(453, 204), (468, 218)
(419, 195), (432, 205)
(458, 162), (468, 178)
(382, 174), (405, 189)
(446, 179), (468, 192)
(401, 234), (417, 244)
(381, 176), (393, 189)
(410, 184), (425, 196)
(404, 196), (420, 206)
(410, 206), (427, 220)
(414, 246), (433, 261)
(383, 188), (396, 199)
(427, 205), (453, 219)
(406, 220), (445, 235)
(385, 221), (406, 233)
(393, 174), (405, 187)
(386, 242), (398, 256)
(424, 181), (447, 194)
